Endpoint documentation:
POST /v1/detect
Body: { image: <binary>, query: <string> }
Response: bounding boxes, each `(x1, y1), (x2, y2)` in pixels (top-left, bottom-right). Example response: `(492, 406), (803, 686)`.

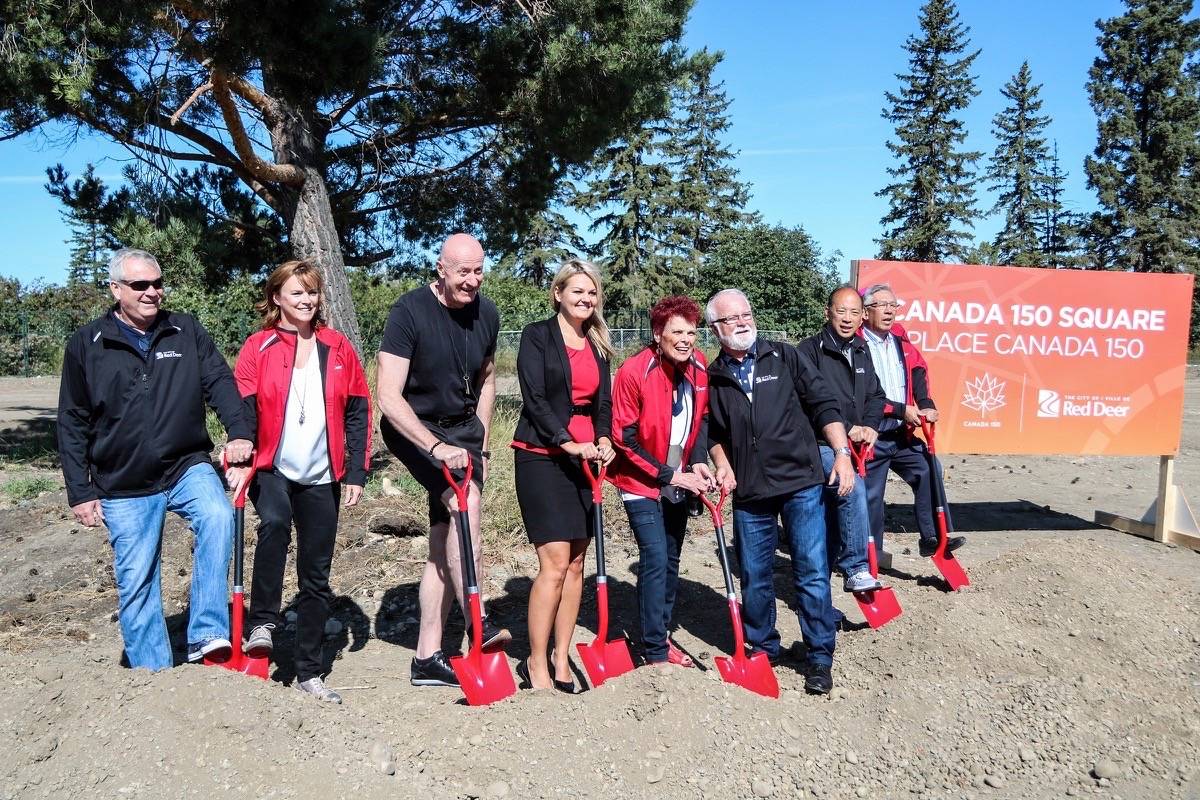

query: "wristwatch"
(835, 446), (853, 457)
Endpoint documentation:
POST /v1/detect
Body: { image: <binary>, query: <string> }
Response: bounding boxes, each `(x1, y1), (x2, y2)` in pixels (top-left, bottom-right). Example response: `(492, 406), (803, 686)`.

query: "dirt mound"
(3, 533), (1197, 800)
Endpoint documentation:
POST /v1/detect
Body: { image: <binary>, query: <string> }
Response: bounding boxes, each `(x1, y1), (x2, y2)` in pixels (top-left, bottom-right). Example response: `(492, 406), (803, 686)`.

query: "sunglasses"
(115, 278), (165, 292)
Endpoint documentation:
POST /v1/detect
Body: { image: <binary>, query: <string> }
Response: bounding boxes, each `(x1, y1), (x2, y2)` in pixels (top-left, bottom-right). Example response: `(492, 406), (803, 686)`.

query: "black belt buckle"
(569, 403), (594, 416)
(428, 410), (475, 428)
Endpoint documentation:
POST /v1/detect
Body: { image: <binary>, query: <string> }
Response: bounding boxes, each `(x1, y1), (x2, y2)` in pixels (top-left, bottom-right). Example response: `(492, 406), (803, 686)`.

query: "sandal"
(666, 641), (694, 668)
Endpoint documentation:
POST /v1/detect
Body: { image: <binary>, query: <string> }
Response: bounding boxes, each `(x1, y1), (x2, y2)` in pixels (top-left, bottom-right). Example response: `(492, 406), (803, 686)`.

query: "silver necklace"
(291, 348), (311, 424)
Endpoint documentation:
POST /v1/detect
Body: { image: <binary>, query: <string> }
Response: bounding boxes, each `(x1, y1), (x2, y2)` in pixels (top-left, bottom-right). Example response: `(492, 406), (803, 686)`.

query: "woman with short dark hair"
(607, 296), (718, 667)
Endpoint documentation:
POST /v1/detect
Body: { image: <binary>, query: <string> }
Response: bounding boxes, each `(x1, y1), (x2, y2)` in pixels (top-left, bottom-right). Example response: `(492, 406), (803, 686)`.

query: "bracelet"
(427, 441), (441, 458)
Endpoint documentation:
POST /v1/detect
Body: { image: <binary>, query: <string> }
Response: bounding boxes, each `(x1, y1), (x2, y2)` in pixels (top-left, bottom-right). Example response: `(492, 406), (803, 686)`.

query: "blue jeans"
(819, 445), (871, 578)
(623, 496), (690, 663)
(101, 462), (233, 670)
(732, 484), (836, 666)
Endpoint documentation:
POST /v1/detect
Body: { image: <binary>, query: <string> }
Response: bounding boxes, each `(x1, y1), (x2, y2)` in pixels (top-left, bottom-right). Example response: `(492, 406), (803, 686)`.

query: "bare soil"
(0, 374), (1197, 800)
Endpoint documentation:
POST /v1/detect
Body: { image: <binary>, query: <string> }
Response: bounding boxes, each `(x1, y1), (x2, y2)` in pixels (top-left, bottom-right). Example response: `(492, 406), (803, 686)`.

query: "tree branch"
(211, 70), (304, 186)
(169, 81), (212, 125)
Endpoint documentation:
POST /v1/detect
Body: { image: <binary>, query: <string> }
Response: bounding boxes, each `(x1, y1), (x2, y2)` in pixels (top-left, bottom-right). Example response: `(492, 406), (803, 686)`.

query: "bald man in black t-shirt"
(377, 233), (509, 688)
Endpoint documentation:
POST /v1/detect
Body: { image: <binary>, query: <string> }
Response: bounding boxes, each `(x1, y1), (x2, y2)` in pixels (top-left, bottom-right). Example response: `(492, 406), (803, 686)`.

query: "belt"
(569, 403), (594, 416)
(421, 410), (476, 428)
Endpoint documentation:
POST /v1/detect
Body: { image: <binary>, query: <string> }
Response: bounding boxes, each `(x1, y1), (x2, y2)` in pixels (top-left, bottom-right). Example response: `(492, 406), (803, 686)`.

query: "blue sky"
(0, 1), (1127, 285)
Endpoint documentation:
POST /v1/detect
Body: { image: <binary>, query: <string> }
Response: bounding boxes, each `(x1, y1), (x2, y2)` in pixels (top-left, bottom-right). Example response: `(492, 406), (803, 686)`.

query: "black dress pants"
(248, 469), (341, 682)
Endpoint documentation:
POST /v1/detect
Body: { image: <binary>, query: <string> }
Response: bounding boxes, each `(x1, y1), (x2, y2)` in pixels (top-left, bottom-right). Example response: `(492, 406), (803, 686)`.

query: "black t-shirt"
(379, 285), (499, 419)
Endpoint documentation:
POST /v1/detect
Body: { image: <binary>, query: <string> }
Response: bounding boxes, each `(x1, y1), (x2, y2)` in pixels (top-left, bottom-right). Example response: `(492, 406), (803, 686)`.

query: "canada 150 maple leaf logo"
(961, 373), (1007, 416)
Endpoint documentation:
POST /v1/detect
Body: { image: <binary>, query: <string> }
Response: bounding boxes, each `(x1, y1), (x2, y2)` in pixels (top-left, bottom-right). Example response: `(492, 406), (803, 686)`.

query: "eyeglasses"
(115, 278), (165, 292)
(712, 311), (754, 326)
(865, 301), (900, 310)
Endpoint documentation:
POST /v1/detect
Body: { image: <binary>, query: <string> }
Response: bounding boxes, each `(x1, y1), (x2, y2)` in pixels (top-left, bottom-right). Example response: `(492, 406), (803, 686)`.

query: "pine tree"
(1039, 142), (1084, 268)
(496, 195), (587, 287)
(45, 165), (128, 287)
(986, 62), (1052, 266)
(574, 126), (678, 312)
(1084, 0), (1200, 274)
(876, 0), (982, 262)
(661, 50), (757, 279)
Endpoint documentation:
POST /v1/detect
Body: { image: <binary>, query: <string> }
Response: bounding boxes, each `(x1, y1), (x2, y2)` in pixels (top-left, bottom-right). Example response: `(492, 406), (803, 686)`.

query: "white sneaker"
(296, 676), (342, 704)
(187, 637), (232, 663)
(244, 624), (275, 655)
(844, 570), (884, 593)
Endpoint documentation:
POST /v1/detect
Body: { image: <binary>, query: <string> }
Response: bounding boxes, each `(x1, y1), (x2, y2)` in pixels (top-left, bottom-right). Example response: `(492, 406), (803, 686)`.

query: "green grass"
(3, 475), (57, 501)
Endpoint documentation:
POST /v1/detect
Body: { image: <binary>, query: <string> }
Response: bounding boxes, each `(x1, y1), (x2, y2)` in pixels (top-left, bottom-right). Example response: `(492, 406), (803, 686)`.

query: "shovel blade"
(932, 550), (970, 590)
(714, 651), (780, 699)
(451, 649), (516, 706)
(576, 636), (636, 688)
(854, 586), (903, 629)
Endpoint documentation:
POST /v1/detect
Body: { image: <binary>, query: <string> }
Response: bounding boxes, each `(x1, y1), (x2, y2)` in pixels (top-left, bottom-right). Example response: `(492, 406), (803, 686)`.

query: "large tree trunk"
(286, 168), (363, 354)
(268, 90), (363, 355)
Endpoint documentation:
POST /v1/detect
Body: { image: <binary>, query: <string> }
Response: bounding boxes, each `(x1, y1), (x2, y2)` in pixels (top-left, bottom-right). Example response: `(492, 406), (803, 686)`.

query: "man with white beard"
(705, 289), (856, 695)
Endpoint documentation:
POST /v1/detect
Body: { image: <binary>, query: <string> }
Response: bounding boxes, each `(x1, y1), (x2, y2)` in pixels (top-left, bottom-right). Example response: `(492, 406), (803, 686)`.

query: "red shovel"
(918, 421), (970, 591)
(847, 443), (903, 629)
(698, 488), (779, 700)
(575, 460), (635, 687)
(205, 453), (269, 679)
(442, 463), (516, 705)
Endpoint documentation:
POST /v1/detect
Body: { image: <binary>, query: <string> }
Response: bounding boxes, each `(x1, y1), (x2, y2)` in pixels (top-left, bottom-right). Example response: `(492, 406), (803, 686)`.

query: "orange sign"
(852, 260), (1194, 455)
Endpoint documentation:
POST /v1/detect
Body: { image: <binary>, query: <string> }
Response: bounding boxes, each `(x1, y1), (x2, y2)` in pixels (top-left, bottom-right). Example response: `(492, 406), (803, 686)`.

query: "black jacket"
(512, 316), (612, 448)
(707, 338), (843, 504)
(797, 326), (885, 444)
(57, 308), (252, 505)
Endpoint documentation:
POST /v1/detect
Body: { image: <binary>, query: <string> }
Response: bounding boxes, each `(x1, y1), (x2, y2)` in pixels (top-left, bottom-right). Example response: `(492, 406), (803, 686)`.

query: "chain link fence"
(0, 311), (86, 377)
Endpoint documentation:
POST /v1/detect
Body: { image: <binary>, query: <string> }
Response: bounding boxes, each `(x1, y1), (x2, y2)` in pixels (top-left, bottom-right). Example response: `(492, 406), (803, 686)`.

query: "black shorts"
(514, 449), (596, 544)
(381, 416), (485, 526)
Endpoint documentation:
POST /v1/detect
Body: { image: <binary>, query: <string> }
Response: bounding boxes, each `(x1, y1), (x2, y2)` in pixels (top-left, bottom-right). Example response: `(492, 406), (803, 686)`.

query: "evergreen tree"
(987, 62), (1052, 266)
(0, 0), (694, 352)
(1040, 142), (1085, 268)
(662, 50), (757, 279)
(44, 165), (128, 287)
(574, 126), (678, 312)
(876, 0), (982, 262)
(1084, 0), (1200, 274)
(496, 189), (587, 287)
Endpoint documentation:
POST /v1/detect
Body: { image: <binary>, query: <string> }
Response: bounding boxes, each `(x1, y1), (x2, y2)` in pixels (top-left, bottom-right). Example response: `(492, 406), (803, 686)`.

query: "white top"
(275, 352), (332, 484)
(862, 326), (906, 433)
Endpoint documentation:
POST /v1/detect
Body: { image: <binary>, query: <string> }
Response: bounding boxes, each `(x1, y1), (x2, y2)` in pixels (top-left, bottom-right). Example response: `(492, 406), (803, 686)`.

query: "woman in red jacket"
(230, 260), (371, 703)
(608, 296), (718, 667)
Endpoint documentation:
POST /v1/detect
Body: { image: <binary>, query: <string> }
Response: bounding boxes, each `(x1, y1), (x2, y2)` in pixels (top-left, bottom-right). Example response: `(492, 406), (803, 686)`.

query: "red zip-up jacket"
(234, 326), (372, 484)
(607, 346), (709, 500)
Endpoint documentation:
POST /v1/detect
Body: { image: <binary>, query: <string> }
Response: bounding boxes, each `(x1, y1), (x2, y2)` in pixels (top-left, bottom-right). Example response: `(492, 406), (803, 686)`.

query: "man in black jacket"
(57, 248), (253, 671)
(798, 286), (886, 594)
(706, 288), (856, 695)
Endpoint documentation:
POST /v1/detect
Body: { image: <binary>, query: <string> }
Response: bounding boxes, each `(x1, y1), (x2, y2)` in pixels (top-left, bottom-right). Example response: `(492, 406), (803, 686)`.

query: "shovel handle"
(919, 419), (937, 456)
(221, 449), (258, 509)
(441, 460), (475, 512)
(698, 487), (728, 531)
(580, 458), (606, 505)
(849, 441), (874, 479)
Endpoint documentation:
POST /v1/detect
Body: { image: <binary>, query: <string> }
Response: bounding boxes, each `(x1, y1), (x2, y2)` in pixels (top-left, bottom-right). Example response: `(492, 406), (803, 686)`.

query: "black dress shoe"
(804, 662), (833, 695)
(553, 679), (577, 694)
(468, 616), (512, 650)
(919, 535), (966, 558)
(515, 659), (533, 690)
